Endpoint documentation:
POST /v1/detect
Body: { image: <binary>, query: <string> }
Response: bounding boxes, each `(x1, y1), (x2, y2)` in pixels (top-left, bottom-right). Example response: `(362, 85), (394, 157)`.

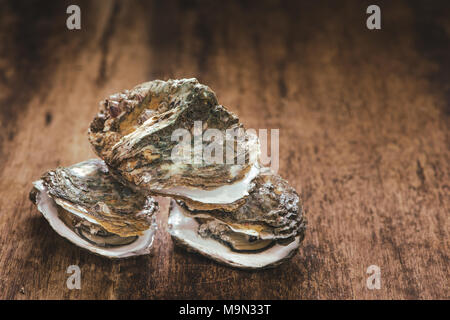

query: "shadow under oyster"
(88, 78), (260, 205)
(29, 159), (158, 258)
(168, 172), (307, 269)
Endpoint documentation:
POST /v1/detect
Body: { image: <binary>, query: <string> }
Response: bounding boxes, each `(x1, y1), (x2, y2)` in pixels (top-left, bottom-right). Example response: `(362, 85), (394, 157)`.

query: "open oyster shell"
(88, 78), (260, 205)
(168, 173), (307, 269)
(29, 159), (158, 258)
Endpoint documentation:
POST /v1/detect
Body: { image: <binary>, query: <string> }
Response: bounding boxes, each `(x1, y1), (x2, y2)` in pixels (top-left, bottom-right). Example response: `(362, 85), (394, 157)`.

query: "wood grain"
(0, 0), (448, 299)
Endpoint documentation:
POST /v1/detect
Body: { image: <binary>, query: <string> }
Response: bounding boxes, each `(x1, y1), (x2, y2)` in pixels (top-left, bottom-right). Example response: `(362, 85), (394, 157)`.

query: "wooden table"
(0, 0), (448, 299)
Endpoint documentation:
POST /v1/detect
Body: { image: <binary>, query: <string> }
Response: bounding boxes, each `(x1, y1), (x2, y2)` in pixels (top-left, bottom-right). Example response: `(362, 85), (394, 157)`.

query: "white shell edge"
(161, 163), (260, 204)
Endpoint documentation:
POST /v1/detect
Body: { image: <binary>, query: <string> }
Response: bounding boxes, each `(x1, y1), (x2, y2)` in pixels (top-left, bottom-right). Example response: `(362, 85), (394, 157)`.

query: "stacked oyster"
(30, 78), (306, 268)
(30, 159), (158, 258)
(87, 78), (307, 268)
(88, 78), (260, 207)
(169, 171), (306, 269)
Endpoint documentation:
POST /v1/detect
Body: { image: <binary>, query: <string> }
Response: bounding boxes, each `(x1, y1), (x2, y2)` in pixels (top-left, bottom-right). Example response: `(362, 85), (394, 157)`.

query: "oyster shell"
(29, 159), (158, 258)
(88, 78), (260, 205)
(168, 173), (307, 269)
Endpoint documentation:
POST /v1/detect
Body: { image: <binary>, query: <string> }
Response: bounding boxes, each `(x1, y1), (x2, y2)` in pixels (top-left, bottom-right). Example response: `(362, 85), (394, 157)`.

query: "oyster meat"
(29, 159), (158, 258)
(168, 172), (307, 269)
(88, 78), (260, 205)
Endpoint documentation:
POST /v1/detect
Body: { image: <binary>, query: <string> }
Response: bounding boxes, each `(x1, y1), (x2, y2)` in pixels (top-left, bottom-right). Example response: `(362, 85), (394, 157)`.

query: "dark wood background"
(0, 0), (448, 299)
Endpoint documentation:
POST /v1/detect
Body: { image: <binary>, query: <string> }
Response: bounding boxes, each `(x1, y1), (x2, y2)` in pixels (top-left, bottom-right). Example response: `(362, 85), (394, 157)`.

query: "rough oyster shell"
(29, 159), (158, 258)
(168, 173), (307, 269)
(88, 78), (260, 204)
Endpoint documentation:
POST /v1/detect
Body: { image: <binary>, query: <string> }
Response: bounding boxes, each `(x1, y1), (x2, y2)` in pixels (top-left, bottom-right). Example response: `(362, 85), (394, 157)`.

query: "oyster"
(88, 78), (260, 205)
(168, 173), (307, 269)
(29, 159), (158, 258)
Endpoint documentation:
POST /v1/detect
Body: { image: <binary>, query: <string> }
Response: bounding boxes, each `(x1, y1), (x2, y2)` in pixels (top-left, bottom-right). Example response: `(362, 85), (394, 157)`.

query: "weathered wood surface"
(0, 0), (448, 300)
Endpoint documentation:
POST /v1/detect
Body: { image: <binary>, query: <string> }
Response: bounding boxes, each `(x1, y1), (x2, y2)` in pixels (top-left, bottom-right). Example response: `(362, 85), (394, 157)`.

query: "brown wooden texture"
(0, 0), (448, 300)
